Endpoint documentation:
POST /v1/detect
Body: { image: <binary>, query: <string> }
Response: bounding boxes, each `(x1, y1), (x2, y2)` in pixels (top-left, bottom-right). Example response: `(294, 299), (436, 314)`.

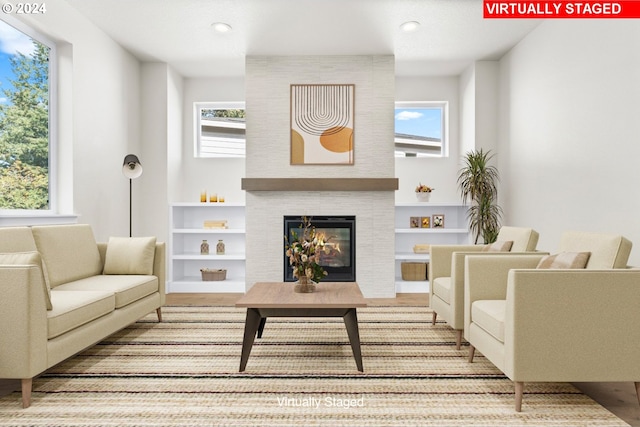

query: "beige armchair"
(429, 226), (540, 349)
(464, 231), (640, 411)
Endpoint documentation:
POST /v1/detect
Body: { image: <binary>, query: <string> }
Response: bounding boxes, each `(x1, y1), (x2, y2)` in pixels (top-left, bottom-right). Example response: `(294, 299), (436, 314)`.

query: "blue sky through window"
(0, 19), (37, 104)
(395, 107), (442, 140)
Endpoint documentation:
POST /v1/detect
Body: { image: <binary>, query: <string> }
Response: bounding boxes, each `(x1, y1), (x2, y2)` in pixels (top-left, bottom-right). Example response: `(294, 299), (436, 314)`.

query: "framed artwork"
(410, 217), (420, 228)
(432, 214), (445, 228)
(421, 217), (430, 228)
(290, 84), (355, 165)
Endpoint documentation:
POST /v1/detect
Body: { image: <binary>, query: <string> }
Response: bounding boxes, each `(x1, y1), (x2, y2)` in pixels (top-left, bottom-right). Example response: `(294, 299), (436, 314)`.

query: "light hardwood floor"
(1, 293), (638, 426)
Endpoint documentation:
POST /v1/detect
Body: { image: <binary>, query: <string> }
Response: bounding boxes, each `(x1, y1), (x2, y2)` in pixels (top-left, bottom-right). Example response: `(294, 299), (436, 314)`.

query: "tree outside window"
(0, 19), (51, 210)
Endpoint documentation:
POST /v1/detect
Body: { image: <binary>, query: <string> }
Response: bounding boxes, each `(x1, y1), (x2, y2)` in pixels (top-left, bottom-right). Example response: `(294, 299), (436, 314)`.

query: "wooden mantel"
(241, 178), (398, 192)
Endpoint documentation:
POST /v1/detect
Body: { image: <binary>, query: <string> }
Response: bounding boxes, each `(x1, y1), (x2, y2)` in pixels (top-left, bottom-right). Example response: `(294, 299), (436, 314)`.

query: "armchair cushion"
(0, 251), (52, 310)
(432, 277), (451, 304)
(482, 241), (513, 252)
(471, 300), (505, 343)
(558, 231), (631, 269)
(536, 252), (591, 269)
(103, 237), (157, 275)
(496, 227), (539, 252)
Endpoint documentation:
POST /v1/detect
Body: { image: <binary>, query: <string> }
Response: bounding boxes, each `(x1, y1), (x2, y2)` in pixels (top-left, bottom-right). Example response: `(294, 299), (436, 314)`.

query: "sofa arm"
(463, 254), (546, 339)
(0, 266), (48, 379)
(504, 269), (640, 382)
(154, 243), (166, 305)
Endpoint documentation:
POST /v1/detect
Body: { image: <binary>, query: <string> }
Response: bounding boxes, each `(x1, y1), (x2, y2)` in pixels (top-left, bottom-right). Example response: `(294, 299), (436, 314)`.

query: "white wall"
(21, 0), (141, 241)
(395, 76), (461, 203)
(498, 20), (640, 265)
(179, 77), (245, 204)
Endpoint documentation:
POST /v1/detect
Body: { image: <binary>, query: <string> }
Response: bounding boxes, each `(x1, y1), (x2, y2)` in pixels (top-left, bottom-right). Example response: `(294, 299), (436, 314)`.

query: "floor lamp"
(122, 154), (143, 237)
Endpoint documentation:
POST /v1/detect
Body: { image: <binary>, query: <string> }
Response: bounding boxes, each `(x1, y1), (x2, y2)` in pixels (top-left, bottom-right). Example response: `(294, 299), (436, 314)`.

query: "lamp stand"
(129, 178), (133, 237)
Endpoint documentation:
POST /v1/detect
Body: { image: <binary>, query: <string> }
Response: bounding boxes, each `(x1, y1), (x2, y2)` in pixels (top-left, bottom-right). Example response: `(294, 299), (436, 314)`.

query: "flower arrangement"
(415, 183), (434, 193)
(284, 216), (328, 283)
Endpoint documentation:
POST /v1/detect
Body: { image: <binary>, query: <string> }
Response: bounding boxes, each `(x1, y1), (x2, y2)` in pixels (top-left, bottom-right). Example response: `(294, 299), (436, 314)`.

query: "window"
(394, 101), (447, 157)
(194, 102), (245, 158)
(0, 17), (55, 211)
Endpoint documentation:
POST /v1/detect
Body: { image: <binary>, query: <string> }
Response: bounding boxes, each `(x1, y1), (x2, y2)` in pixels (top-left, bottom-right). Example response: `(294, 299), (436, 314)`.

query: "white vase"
(415, 192), (431, 202)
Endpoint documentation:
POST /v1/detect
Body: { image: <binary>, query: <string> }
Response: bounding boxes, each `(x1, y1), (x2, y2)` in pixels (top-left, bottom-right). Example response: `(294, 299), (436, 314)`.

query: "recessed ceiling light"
(212, 22), (232, 33)
(400, 21), (420, 32)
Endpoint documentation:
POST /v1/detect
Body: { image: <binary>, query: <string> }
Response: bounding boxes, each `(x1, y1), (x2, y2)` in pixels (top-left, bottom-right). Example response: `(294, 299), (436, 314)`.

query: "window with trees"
(0, 18), (54, 210)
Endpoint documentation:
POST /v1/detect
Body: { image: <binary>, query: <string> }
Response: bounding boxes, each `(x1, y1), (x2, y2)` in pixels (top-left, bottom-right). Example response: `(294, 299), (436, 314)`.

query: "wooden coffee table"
(235, 281), (367, 372)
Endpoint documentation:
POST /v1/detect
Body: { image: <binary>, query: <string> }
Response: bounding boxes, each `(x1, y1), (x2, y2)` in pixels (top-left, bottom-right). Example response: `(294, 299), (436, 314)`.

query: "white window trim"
(0, 15), (58, 216)
(395, 101), (448, 158)
(194, 101), (245, 158)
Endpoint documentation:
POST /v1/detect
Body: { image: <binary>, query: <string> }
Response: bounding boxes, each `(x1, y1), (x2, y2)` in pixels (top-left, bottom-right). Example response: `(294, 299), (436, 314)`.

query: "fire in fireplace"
(283, 216), (356, 282)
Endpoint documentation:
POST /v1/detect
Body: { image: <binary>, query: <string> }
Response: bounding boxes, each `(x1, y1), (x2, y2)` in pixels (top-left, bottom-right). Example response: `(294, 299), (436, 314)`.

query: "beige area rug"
(0, 306), (629, 426)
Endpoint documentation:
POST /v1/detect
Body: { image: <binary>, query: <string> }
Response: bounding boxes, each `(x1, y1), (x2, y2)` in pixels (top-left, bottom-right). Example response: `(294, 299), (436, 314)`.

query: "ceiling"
(64, 0), (541, 78)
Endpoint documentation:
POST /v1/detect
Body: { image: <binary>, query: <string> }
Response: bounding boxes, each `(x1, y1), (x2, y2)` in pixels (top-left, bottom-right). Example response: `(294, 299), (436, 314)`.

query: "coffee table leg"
(343, 308), (363, 372)
(239, 308), (262, 372)
(257, 317), (267, 338)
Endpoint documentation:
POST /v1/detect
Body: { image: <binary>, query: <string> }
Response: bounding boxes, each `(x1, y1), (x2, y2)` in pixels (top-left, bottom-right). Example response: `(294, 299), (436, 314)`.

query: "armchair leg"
(515, 382), (524, 412)
(156, 307), (163, 322)
(468, 345), (475, 363)
(431, 311), (437, 325)
(635, 382), (640, 406)
(21, 378), (32, 408)
(455, 330), (462, 350)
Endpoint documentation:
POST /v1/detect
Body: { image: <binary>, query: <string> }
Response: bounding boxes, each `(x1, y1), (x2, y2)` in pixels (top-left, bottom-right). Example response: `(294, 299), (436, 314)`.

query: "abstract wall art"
(290, 84), (355, 165)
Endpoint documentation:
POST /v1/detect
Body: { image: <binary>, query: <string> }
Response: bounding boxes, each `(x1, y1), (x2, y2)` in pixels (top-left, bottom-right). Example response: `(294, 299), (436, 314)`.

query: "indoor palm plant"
(457, 149), (502, 244)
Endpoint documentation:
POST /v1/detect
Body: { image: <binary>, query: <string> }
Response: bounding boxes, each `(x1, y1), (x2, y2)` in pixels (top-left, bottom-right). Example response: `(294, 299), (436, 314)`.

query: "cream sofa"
(0, 224), (165, 408)
(429, 226), (540, 349)
(463, 231), (640, 411)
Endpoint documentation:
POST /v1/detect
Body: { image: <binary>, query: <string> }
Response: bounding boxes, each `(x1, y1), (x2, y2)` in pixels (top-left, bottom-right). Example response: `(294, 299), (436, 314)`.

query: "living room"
(1, 0), (640, 425)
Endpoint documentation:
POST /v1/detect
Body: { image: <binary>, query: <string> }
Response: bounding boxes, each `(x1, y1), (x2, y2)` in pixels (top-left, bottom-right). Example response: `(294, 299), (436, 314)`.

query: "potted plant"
(415, 183), (434, 202)
(457, 149), (502, 244)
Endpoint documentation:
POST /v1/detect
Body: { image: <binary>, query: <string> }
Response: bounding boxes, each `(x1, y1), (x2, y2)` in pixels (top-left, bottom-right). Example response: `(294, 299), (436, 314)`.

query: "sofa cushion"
(103, 237), (157, 275)
(0, 251), (52, 310)
(432, 277), (451, 304)
(496, 226), (539, 252)
(48, 290), (115, 339)
(471, 300), (506, 343)
(481, 241), (513, 252)
(0, 227), (37, 252)
(32, 225), (103, 288)
(54, 275), (158, 309)
(536, 252), (591, 269)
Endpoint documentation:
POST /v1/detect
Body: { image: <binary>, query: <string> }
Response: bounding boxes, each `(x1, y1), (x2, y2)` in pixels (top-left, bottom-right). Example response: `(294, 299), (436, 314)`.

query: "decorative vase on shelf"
(216, 239), (225, 255)
(294, 275), (316, 293)
(416, 192), (431, 202)
(200, 240), (209, 255)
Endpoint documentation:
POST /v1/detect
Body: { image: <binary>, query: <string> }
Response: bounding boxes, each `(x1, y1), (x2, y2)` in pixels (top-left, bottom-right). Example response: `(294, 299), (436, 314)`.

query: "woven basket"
(401, 262), (428, 281)
(200, 269), (227, 281)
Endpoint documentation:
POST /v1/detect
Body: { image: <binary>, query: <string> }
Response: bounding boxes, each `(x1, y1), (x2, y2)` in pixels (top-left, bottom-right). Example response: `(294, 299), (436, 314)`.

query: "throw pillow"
(536, 252), (591, 269)
(0, 251), (52, 310)
(481, 241), (514, 252)
(103, 237), (157, 275)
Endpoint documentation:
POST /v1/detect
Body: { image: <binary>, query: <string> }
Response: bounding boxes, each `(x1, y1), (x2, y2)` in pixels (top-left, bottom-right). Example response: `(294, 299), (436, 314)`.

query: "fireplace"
(283, 216), (356, 282)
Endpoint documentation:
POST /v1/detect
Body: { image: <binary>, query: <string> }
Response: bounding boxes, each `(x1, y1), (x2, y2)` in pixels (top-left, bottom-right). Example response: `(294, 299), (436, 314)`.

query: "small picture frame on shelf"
(420, 217), (430, 228)
(432, 214), (445, 228)
(410, 217), (420, 228)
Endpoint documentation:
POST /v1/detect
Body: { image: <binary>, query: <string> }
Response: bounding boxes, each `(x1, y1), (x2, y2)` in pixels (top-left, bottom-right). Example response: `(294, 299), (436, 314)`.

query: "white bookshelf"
(169, 203), (246, 293)
(395, 202), (470, 293)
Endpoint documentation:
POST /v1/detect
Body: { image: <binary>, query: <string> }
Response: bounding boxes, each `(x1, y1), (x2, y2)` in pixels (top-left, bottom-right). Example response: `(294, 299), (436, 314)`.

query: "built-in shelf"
(169, 203), (246, 293)
(394, 203), (469, 293)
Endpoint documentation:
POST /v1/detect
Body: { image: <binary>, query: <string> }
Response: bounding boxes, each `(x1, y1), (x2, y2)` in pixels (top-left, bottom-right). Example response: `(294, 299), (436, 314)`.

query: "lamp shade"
(122, 154), (143, 179)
